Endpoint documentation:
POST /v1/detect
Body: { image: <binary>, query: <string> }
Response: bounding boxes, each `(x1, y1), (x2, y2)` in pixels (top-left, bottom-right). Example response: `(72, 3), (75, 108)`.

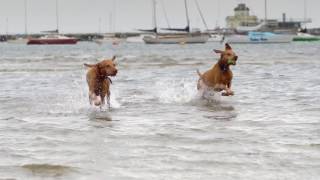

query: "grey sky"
(0, 0), (319, 34)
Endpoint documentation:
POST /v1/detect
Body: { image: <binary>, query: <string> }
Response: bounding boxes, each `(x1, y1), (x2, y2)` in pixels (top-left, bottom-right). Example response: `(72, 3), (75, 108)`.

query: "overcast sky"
(0, 0), (319, 34)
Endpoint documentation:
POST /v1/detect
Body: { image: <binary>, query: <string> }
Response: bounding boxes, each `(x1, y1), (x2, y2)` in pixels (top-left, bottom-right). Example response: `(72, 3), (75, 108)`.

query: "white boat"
(208, 34), (224, 42)
(225, 32), (293, 44)
(293, 32), (320, 41)
(143, 33), (209, 44)
(7, 37), (28, 44)
(236, 22), (267, 34)
(93, 36), (124, 45)
(126, 35), (145, 43)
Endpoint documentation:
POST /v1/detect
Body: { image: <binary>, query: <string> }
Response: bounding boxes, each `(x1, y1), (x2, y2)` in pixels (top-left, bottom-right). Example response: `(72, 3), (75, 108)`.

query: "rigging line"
(24, 0), (28, 34)
(160, 0), (171, 28)
(194, 0), (209, 30)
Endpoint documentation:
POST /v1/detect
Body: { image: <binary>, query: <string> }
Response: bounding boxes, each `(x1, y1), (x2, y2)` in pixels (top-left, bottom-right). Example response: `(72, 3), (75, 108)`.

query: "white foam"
(109, 87), (121, 108)
(154, 78), (198, 104)
(150, 77), (231, 106)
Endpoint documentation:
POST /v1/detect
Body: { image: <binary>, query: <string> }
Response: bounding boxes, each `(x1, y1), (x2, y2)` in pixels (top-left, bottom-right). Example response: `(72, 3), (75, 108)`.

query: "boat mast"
(109, 13), (112, 32)
(98, 17), (102, 33)
(56, 0), (59, 33)
(184, 0), (190, 32)
(6, 18), (8, 36)
(303, 0), (307, 28)
(264, 0), (267, 22)
(113, 0), (116, 33)
(24, 0), (28, 35)
(152, 0), (157, 32)
(160, 0), (171, 28)
(216, 0), (220, 28)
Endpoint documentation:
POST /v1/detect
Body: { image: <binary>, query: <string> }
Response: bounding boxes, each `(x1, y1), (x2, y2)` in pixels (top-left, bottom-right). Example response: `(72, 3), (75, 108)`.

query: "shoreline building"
(226, 4), (258, 29)
(226, 3), (312, 34)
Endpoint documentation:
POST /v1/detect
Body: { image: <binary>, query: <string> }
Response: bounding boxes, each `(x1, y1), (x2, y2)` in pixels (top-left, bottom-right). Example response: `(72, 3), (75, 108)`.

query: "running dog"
(84, 56), (118, 108)
(197, 43), (238, 96)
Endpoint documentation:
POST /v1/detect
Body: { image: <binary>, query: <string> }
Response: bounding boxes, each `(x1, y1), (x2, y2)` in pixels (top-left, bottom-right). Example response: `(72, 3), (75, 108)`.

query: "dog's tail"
(84, 63), (96, 68)
(196, 69), (203, 79)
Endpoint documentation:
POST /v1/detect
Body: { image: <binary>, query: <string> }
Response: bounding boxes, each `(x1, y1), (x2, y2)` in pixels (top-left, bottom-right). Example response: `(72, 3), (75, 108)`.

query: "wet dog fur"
(197, 43), (238, 96)
(84, 56), (118, 108)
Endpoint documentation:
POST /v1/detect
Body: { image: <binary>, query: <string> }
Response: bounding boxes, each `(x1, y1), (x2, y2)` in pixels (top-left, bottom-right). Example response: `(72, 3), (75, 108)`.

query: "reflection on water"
(22, 164), (75, 177)
(0, 42), (320, 179)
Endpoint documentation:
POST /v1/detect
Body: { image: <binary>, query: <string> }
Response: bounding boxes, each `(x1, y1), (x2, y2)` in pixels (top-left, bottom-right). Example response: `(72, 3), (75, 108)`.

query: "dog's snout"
(234, 56), (238, 61)
(112, 69), (118, 76)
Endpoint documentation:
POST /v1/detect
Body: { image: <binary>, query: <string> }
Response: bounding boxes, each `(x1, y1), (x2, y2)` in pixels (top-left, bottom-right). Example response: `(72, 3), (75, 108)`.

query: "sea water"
(0, 42), (319, 179)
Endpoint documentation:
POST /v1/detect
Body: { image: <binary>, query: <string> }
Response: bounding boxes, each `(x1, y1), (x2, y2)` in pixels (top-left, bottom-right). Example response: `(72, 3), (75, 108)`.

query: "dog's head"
(214, 43), (238, 66)
(85, 56), (118, 77)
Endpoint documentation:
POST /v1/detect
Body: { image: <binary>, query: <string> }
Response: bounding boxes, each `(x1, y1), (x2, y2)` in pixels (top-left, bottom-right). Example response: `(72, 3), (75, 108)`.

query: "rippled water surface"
(0, 42), (320, 180)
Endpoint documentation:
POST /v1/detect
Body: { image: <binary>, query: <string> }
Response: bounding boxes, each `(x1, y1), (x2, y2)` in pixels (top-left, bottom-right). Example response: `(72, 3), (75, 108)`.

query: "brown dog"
(84, 56), (118, 108)
(197, 43), (238, 96)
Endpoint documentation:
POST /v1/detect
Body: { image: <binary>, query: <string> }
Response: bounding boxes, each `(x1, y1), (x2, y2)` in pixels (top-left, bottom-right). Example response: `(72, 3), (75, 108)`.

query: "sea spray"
(155, 78), (198, 104)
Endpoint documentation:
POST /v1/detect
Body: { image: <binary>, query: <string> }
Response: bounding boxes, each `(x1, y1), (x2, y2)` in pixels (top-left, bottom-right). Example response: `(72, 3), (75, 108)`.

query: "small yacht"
(27, 34), (78, 45)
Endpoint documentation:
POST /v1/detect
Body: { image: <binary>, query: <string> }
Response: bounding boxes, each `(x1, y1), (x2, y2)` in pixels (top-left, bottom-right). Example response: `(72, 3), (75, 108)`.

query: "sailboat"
(27, 0), (78, 45)
(293, 0), (320, 42)
(142, 0), (209, 44)
(293, 31), (320, 41)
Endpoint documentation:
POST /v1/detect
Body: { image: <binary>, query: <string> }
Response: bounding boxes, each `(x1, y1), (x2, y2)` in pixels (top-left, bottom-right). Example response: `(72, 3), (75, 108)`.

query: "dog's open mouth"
(107, 72), (117, 77)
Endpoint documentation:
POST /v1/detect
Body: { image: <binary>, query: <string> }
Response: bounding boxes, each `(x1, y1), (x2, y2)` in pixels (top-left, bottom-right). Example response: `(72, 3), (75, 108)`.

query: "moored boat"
(7, 37), (28, 44)
(27, 34), (78, 45)
(225, 32), (293, 44)
(208, 34), (224, 42)
(293, 32), (320, 42)
(143, 33), (209, 44)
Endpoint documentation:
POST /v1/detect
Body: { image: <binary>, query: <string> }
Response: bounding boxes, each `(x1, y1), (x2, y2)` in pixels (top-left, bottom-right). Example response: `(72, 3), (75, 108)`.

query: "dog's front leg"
(100, 96), (105, 110)
(222, 82), (234, 96)
(107, 95), (111, 109)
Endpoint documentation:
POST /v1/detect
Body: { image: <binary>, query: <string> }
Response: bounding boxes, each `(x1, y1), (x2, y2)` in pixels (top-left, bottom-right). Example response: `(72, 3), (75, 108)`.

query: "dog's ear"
(111, 55), (116, 61)
(84, 63), (97, 68)
(214, 49), (223, 54)
(225, 43), (232, 50)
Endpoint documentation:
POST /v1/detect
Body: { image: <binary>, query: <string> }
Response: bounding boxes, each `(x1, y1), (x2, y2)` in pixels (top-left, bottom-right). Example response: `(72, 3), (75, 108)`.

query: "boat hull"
(27, 38), (78, 45)
(292, 33), (320, 42)
(225, 33), (293, 44)
(293, 36), (320, 42)
(293, 37), (320, 41)
(7, 38), (28, 44)
(143, 34), (209, 44)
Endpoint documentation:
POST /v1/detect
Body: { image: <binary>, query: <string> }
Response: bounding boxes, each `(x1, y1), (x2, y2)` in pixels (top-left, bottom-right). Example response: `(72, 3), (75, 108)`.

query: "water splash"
(154, 78), (198, 104)
(151, 77), (229, 106)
